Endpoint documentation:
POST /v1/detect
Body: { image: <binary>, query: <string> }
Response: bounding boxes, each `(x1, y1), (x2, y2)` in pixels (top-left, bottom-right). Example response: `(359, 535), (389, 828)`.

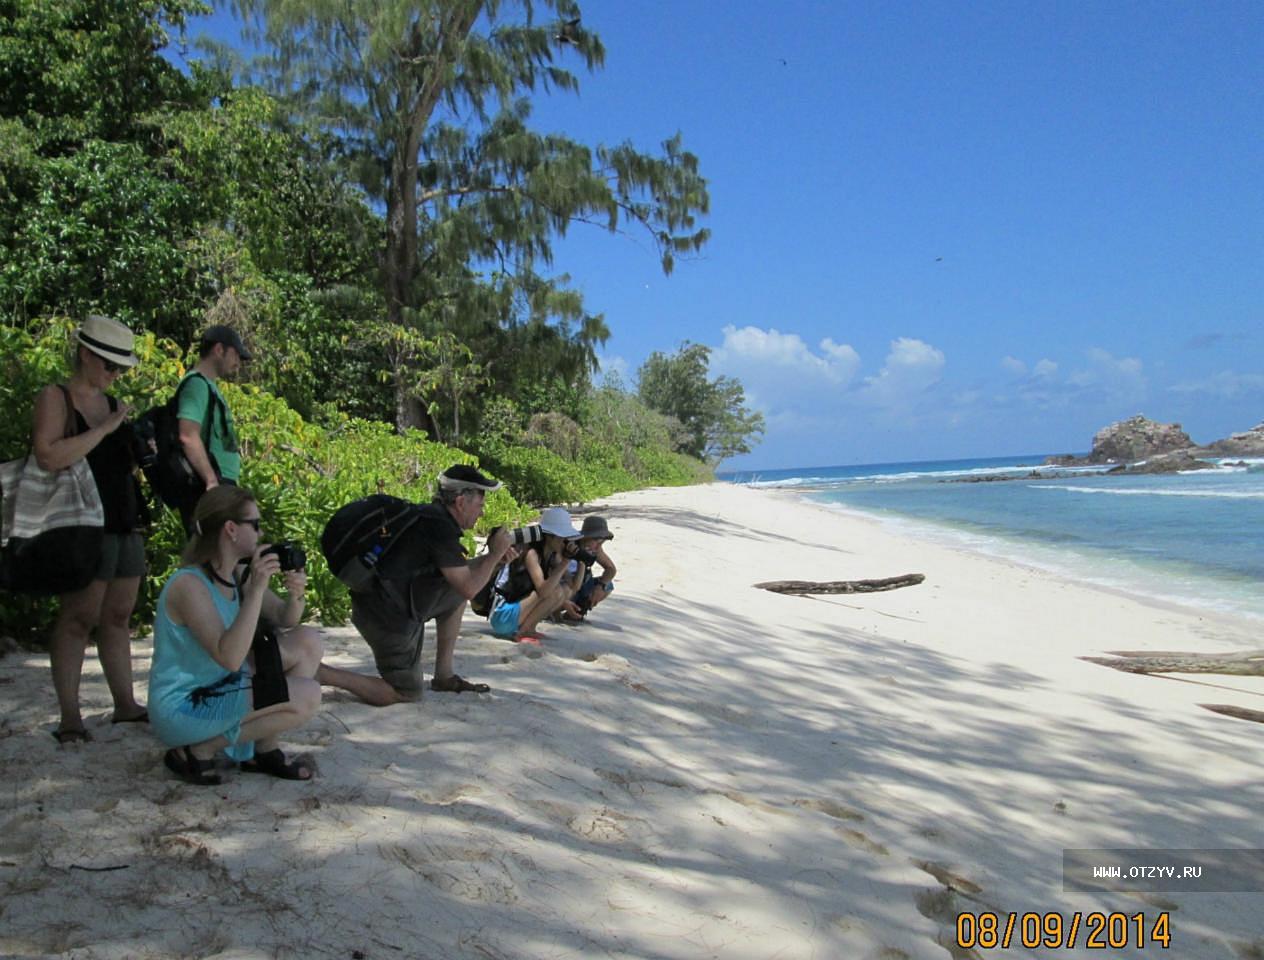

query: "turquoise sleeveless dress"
(148, 567), (255, 762)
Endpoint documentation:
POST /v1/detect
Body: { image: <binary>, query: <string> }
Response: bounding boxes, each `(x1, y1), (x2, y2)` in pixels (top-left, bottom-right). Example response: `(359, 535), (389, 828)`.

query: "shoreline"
(3, 481), (1262, 959)
(761, 482), (1264, 626)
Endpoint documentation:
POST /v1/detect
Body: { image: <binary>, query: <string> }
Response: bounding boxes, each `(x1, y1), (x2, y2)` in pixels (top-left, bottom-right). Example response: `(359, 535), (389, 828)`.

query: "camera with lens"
(511, 524), (543, 546)
(572, 546), (599, 566)
(262, 541), (307, 571)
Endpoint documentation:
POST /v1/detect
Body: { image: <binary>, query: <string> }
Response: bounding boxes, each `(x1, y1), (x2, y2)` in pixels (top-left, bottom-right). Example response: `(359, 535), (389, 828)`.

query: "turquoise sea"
(720, 455), (1264, 621)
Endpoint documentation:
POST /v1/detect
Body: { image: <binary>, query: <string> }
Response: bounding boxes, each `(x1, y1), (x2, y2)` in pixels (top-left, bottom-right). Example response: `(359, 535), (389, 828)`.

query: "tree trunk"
(381, 2), (481, 439)
(1081, 650), (1264, 725)
(753, 574), (925, 595)
(1080, 650), (1264, 676)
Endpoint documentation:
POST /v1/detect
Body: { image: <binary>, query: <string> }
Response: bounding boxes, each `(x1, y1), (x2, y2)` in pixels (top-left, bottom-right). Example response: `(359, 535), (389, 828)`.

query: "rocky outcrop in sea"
(1196, 422), (1264, 457)
(1045, 415), (1261, 474)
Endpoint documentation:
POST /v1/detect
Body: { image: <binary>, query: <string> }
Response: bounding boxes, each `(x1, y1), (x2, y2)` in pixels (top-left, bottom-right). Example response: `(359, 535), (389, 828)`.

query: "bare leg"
(97, 576), (144, 720)
(432, 600), (468, 681)
(317, 662), (407, 707)
(183, 680), (321, 762)
(518, 583), (570, 637)
(586, 584), (611, 611)
(49, 581), (107, 735)
(254, 626), (323, 753)
(184, 629), (324, 762)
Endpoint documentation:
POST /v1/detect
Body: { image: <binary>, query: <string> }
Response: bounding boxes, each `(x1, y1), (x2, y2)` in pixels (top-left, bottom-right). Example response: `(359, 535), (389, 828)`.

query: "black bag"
(135, 373), (223, 511)
(251, 623), (290, 709)
(468, 525), (504, 617)
(320, 495), (423, 592)
(469, 564), (504, 617)
(0, 386), (105, 595)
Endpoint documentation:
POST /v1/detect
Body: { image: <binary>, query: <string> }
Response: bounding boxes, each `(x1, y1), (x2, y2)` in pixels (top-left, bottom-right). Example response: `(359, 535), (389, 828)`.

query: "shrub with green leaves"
(0, 319), (533, 638)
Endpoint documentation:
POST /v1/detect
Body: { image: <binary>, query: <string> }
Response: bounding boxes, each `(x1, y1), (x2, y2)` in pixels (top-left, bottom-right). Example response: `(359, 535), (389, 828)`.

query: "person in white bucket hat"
(485, 506), (587, 643)
(31, 314), (148, 743)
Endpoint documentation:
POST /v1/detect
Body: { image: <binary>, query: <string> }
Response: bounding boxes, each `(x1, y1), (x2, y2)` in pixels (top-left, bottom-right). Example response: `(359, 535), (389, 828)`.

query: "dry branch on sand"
(1081, 649), (1264, 724)
(753, 574), (925, 595)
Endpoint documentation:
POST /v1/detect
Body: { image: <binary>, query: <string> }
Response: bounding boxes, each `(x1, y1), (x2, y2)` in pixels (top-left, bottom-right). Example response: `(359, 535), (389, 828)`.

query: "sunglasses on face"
(236, 517), (262, 531)
(101, 357), (124, 374)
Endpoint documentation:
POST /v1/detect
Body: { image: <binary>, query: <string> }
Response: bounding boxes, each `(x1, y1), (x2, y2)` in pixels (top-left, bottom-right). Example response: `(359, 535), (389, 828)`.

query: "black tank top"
(72, 397), (141, 534)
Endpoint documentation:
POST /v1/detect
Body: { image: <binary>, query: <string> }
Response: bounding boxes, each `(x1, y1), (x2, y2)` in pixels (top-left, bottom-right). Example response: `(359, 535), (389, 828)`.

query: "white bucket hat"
(76, 314), (139, 368)
(538, 506), (582, 539)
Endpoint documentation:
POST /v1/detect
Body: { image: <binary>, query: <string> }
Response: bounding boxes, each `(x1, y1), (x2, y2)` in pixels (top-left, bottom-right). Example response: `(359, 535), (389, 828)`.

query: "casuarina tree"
(232, 0), (711, 436)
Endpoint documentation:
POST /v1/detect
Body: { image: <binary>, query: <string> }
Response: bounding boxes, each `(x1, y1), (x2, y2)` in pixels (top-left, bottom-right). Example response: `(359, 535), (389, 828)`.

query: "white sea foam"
(813, 498), (1264, 621)
(1034, 485), (1264, 500)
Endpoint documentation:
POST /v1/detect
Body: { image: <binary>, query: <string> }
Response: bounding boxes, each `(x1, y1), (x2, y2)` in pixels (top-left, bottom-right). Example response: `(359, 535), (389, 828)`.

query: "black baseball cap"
(200, 325), (253, 360)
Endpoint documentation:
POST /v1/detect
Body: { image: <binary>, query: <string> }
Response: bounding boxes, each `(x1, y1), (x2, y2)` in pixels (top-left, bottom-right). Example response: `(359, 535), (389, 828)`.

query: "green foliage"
(0, 320), (534, 637)
(234, 1), (709, 435)
(637, 342), (765, 463)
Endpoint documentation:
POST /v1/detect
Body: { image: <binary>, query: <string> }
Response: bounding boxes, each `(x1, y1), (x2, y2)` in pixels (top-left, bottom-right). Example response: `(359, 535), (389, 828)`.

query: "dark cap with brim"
(578, 518), (614, 541)
(579, 516), (614, 540)
(200, 324), (253, 360)
(438, 464), (502, 493)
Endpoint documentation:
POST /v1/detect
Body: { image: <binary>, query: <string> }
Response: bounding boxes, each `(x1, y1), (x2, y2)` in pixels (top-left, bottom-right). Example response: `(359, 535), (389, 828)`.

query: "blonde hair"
(180, 486), (258, 566)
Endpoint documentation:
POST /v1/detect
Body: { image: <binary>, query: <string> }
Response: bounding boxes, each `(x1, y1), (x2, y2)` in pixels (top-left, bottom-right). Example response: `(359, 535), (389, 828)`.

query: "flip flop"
(111, 709), (149, 725)
(240, 747), (316, 781)
(164, 746), (222, 786)
(52, 727), (93, 744)
(430, 673), (491, 694)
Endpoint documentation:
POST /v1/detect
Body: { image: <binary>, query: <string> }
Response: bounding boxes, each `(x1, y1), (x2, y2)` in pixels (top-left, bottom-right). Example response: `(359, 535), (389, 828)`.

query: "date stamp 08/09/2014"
(955, 912), (1172, 951)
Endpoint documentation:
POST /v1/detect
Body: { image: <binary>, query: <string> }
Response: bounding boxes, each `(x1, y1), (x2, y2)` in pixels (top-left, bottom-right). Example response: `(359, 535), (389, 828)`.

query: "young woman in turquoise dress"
(149, 485), (322, 784)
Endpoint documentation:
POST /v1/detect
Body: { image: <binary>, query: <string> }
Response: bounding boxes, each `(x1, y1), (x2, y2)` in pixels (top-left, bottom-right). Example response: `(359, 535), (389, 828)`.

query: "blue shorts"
(489, 597), (521, 638)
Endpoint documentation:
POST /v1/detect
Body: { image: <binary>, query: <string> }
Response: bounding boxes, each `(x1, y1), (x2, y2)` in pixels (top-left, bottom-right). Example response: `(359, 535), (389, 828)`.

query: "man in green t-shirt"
(176, 325), (250, 531)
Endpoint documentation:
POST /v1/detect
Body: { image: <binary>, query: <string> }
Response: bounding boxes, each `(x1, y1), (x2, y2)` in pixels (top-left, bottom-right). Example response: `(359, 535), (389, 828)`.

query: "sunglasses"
(236, 517), (262, 531)
(101, 357), (125, 374)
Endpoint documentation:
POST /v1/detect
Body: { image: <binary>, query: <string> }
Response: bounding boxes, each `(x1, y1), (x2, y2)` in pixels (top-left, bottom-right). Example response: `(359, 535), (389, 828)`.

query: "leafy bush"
(1, 321), (533, 638)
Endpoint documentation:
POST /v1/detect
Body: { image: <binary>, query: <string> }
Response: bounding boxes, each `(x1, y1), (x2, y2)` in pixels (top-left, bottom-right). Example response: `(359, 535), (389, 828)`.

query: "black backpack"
(135, 373), (224, 510)
(320, 495), (424, 592)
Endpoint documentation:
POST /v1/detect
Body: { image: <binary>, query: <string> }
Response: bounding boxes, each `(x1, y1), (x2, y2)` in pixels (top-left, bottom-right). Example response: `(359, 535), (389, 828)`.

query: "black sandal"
(52, 727), (93, 744)
(430, 673), (491, 694)
(164, 746), (222, 786)
(240, 748), (315, 781)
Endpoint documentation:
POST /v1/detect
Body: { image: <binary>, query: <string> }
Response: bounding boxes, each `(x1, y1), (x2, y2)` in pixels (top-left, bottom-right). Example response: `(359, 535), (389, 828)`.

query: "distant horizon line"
(716, 452), (1073, 476)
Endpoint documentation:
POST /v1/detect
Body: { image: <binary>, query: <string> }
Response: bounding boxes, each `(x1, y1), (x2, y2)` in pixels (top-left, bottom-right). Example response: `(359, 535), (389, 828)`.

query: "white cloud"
(1001, 356), (1026, 376)
(861, 337), (946, 406)
(714, 325), (860, 384)
(1065, 347), (1146, 403)
(1032, 358), (1058, 380)
(1170, 371), (1264, 400)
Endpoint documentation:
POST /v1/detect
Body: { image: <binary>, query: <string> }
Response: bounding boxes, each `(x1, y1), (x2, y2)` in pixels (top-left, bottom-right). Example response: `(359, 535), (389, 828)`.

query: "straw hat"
(76, 314), (139, 368)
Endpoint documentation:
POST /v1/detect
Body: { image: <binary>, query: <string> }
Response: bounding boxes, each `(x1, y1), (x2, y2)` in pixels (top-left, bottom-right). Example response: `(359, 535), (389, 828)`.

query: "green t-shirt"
(176, 372), (241, 482)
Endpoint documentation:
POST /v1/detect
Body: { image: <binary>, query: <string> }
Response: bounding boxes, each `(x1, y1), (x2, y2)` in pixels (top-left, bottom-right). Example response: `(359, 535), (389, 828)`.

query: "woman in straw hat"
(31, 314), (148, 743)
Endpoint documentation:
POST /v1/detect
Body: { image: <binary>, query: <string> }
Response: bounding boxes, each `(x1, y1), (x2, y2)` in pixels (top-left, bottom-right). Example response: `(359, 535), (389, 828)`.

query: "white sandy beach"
(2, 482), (1262, 959)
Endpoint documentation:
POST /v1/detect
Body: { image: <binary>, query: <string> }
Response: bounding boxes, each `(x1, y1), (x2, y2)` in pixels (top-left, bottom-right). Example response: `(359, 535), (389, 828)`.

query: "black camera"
(262, 541), (307, 571)
(573, 546), (599, 566)
(511, 524), (543, 546)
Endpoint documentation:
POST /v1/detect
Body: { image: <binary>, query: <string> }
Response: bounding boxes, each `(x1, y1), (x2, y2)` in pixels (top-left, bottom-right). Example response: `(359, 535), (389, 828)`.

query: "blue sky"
(183, 1), (1264, 469)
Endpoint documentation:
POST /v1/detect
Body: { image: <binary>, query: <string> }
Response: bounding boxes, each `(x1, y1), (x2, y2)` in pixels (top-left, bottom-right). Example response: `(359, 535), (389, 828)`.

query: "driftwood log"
(1081, 649), (1264, 725)
(754, 573), (924, 595)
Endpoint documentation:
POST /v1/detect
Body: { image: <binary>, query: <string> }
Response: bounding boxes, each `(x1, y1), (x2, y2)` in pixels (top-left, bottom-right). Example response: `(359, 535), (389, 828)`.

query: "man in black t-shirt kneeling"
(318, 465), (515, 705)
